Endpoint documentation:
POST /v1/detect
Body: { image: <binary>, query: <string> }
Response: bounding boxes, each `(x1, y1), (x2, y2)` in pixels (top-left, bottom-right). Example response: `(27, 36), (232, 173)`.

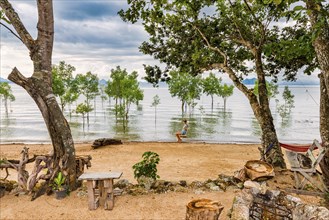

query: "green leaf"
(262, 0), (273, 4)
(293, 6), (304, 11)
(273, 0), (282, 5)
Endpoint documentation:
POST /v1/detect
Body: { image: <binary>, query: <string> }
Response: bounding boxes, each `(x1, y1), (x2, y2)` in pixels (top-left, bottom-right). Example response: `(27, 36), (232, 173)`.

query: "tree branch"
(0, 0), (35, 50)
(0, 21), (23, 43)
(193, 25), (228, 66)
(7, 67), (28, 88)
(242, 0), (267, 48)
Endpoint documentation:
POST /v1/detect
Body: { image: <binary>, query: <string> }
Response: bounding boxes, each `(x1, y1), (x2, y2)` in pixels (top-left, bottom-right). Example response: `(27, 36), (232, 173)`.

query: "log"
(91, 138), (122, 149)
(186, 198), (224, 220)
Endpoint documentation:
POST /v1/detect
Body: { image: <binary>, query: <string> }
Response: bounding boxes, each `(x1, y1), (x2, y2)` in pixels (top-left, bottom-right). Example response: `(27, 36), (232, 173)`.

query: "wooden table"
(78, 172), (122, 210)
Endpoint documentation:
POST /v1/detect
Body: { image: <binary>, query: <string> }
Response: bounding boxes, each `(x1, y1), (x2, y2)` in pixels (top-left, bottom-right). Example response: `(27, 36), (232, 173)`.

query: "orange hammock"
(279, 142), (318, 152)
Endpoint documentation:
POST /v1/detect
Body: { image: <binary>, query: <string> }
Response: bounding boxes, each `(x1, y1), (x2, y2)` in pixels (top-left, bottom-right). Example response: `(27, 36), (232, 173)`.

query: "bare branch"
(0, 0), (35, 50)
(0, 21), (23, 43)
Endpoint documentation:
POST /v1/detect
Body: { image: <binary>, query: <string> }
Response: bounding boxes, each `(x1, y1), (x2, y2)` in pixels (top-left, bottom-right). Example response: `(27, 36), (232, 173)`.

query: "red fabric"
(279, 142), (317, 152)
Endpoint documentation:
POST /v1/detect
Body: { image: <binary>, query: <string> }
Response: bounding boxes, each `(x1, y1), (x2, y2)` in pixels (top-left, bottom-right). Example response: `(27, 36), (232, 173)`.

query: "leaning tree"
(0, 0), (76, 190)
(305, 0), (329, 190)
(261, 0), (329, 189)
(120, 0), (287, 168)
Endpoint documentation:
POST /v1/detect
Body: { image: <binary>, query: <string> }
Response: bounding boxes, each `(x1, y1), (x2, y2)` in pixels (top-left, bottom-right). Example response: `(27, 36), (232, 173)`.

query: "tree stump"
(186, 198), (224, 220)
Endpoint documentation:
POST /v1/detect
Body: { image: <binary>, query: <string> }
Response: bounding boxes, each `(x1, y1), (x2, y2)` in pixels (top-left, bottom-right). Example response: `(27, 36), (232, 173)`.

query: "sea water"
(0, 84), (321, 144)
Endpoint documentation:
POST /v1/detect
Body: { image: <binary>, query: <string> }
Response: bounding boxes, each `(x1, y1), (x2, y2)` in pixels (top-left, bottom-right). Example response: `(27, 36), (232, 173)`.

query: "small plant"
(52, 171), (66, 191)
(132, 151), (160, 180)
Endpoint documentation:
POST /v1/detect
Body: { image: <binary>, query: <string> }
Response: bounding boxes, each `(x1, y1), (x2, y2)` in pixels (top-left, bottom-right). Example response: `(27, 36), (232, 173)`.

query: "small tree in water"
(219, 84), (234, 111)
(76, 103), (93, 132)
(151, 95), (160, 123)
(276, 86), (295, 122)
(202, 73), (222, 110)
(0, 82), (15, 114)
(52, 61), (77, 113)
(167, 71), (202, 113)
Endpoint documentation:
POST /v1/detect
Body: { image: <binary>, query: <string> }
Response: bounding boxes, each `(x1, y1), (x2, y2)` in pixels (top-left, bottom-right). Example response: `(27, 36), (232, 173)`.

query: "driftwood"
(0, 147), (92, 197)
(92, 138), (122, 149)
(0, 147), (31, 191)
(186, 198), (224, 220)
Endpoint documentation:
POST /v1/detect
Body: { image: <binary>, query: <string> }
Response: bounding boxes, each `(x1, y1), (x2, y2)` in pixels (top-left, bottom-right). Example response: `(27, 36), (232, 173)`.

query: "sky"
(0, 0), (320, 84)
(1, 0), (158, 81)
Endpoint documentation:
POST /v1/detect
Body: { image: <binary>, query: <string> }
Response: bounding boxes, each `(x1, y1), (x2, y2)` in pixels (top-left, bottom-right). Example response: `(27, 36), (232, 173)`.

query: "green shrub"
(132, 151), (160, 180)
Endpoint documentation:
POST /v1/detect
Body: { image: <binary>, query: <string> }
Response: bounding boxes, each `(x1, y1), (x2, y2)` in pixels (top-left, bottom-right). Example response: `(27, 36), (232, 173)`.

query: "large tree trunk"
(306, 0), (329, 189)
(254, 51), (285, 169)
(1, 0), (77, 190)
(222, 56), (286, 169)
(319, 73), (329, 189)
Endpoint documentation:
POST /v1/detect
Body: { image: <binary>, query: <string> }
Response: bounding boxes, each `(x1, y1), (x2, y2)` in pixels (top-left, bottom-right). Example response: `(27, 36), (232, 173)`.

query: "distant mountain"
(99, 79), (107, 85)
(242, 78), (257, 85)
(242, 77), (319, 86)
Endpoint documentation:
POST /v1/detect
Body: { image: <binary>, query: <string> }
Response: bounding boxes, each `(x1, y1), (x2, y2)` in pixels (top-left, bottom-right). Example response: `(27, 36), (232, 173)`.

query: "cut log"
(186, 198), (224, 220)
(92, 138), (122, 149)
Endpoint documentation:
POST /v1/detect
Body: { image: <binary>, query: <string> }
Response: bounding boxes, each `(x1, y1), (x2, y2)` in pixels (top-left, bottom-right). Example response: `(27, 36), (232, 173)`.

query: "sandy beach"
(0, 141), (323, 219)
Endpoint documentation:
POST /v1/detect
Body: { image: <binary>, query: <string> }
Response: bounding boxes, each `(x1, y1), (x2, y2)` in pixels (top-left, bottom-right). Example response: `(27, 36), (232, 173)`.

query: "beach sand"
(0, 142), (323, 219)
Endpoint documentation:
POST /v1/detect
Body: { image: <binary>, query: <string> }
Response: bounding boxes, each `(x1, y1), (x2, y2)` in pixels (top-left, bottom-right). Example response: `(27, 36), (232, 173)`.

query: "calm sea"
(0, 84), (321, 144)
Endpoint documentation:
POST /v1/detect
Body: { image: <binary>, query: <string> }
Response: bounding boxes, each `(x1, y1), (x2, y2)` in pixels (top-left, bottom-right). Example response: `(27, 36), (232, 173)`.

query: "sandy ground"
(0, 141), (323, 219)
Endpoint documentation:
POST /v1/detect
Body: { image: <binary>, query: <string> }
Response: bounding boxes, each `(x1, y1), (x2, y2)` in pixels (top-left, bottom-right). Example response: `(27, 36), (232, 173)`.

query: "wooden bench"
(78, 172), (122, 210)
(285, 140), (328, 192)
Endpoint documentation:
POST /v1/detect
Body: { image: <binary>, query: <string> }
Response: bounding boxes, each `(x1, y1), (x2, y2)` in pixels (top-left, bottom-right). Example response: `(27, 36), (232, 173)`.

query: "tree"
(106, 66), (144, 121)
(0, 82), (15, 114)
(52, 61), (78, 112)
(120, 0), (286, 168)
(75, 72), (99, 125)
(167, 71), (202, 113)
(99, 85), (108, 109)
(202, 73), (222, 109)
(106, 66), (127, 116)
(121, 71), (144, 119)
(75, 103), (93, 131)
(259, 0), (329, 190)
(253, 80), (279, 101)
(151, 94), (160, 122)
(276, 86), (295, 121)
(0, 0), (76, 190)
(219, 84), (234, 111)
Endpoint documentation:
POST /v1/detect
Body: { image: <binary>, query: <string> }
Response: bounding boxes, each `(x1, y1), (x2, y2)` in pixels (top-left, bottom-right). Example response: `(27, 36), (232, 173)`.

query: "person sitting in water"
(176, 119), (188, 142)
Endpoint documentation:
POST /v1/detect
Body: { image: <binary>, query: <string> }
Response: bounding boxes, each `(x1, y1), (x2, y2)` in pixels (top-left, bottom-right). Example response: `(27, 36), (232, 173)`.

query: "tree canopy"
(120, 0), (289, 167)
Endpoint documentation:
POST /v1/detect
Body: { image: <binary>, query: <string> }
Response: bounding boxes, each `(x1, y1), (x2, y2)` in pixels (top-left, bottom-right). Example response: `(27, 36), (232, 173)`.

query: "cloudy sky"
(1, 0), (158, 81)
(0, 0), (319, 83)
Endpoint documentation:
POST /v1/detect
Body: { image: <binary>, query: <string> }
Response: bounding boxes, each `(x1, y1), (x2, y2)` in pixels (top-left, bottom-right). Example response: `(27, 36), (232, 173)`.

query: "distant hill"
(242, 77), (319, 86)
(99, 79), (107, 86)
(242, 78), (257, 85)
